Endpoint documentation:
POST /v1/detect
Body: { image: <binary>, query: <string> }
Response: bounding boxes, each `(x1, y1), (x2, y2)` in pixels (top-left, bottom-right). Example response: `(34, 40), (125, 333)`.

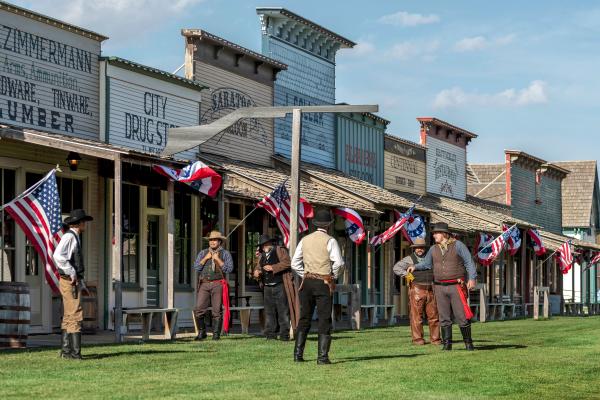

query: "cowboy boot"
(70, 332), (82, 360)
(441, 326), (452, 351)
(317, 334), (332, 365)
(212, 318), (222, 341)
(195, 317), (207, 341)
(460, 325), (474, 351)
(59, 330), (71, 359)
(294, 331), (307, 362)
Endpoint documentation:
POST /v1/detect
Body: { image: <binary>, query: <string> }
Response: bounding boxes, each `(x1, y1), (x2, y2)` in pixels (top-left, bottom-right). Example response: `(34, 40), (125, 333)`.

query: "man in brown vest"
(291, 209), (344, 364)
(408, 222), (476, 351)
(393, 238), (440, 345)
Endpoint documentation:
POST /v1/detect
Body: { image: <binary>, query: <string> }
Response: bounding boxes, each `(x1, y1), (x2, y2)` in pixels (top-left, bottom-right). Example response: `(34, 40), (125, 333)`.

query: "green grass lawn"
(1, 317), (599, 400)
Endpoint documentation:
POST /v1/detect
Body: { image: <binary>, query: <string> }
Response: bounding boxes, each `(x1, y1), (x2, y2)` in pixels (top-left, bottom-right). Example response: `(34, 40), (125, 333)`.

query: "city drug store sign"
(0, 11), (101, 140)
(103, 60), (201, 160)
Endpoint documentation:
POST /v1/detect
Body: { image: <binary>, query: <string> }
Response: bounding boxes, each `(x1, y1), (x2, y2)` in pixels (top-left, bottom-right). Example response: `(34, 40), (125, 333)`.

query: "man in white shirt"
(291, 209), (344, 365)
(53, 209), (93, 360)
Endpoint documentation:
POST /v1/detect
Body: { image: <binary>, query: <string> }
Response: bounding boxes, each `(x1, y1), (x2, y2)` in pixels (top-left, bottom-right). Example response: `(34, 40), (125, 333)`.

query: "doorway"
(146, 215), (160, 307)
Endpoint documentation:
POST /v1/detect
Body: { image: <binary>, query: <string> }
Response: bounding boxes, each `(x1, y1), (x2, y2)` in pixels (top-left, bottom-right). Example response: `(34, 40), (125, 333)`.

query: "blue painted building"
(256, 8), (355, 168)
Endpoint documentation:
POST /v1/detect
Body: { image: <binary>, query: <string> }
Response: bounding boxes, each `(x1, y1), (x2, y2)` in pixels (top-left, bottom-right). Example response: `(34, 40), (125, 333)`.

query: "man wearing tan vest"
(291, 209), (344, 365)
(408, 222), (476, 351)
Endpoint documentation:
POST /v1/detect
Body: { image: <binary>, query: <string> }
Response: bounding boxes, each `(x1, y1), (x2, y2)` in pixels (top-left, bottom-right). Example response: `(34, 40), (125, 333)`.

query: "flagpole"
(226, 205), (259, 239)
(536, 240), (572, 270)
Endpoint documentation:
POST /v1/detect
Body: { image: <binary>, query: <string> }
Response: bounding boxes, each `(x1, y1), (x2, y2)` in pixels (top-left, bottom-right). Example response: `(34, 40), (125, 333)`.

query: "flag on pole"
(557, 240), (573, 274)
(503, 224), (521, 256)
(590, 252), (600, 265)
(474, 232), (495, 265)
(485, 226), (515, 264)
(527, 228), (546, 256)
(400, 214), (426, 244)
(256, 182), (314, 247)
(332, 207), (366, 245)
(2, 170), (63, 293)
(369, 206), (415, 246)
(153, 161), (222, 197)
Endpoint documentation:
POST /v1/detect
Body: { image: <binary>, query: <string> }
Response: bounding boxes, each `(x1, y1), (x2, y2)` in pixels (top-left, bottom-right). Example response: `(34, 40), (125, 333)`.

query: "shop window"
(229, 203), (241, 220)
(200, 198), (219, 242)
(147, 187), (162, 209)
(0, 169), (16, 281)
(244, 209), (264, 292)
(122, 184), (140, 285)
(174, 191), (192, 287)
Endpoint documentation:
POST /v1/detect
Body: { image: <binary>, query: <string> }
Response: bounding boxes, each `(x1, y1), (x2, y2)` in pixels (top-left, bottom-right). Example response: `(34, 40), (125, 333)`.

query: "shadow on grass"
(334, 353), (423, 364)
(84, 349), (191, 360)
(471, 344), (527, 351)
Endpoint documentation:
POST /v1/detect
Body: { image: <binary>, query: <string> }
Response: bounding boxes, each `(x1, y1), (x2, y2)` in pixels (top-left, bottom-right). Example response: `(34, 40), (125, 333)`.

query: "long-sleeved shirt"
(193, 248), (234, 273)
(291, 229), (345, 279)
(393, 254), (424, 277)
(414, 240), (477, 281)
(53, 229), (80, 278)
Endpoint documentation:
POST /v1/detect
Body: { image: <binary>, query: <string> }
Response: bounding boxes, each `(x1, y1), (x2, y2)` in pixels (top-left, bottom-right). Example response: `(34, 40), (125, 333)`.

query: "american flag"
(590, 252), (600, 265)
(370, 205), (414, 246)
(486, 226), (515, 263)
(557, 240), (573, 274)
(256, 182), (314, 247)
(502, 224), (521, 256)
(527, 228), (546, 256)
(2, 170), (63, 293)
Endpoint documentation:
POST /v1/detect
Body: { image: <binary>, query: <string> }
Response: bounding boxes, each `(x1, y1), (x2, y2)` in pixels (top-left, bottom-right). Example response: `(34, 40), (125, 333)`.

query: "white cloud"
(378, 11), (440, 27)
(14, 0), (205, 45)
(453, 34), (517, 52)
(433, 80), (548, 108)
(350, 40), (376, 56)
(385, 40), (439, 60)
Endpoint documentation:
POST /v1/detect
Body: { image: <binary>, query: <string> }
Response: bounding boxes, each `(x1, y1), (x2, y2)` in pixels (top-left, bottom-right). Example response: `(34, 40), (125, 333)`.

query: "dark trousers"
(195, 281), (223, 320)
(433, 284), (470, 328)
(297, 278), (332, 335)
(264, 283), (290, 339)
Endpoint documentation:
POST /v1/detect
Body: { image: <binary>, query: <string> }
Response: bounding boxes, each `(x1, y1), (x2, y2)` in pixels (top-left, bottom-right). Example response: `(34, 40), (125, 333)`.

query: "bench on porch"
(564, 302), (585, 316)
(121, 308), (178, 341)
(487, 296), (516, 321)
(360, 304), (396, 328)
(588, 303), (600, 315)
(190, 306), (265, 335)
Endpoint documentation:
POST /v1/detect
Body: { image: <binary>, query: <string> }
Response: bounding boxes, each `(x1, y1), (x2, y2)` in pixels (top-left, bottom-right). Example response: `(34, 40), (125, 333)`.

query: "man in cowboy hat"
(253, 234), (299, 341)
(393, 237), (440, 345)
(408, 222), (477, 351)
(193, 231), (234, 341)
(291, 209), (344, 365)
(53, 209), (93, 360)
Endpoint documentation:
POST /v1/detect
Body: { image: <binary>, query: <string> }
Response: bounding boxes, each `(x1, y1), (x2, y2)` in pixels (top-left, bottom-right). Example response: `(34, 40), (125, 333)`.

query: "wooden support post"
(534, 286), (550, 320)
(166, 180), (175, 310)
(289, 108), (302, 256)
(113, 155), (123, 343)
(476, 283), (487, 322)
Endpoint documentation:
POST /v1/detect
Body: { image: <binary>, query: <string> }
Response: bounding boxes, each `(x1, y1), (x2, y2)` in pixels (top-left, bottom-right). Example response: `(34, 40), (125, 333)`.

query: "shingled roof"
(467, 163), (507, 204)
(553, 161), (599, 228)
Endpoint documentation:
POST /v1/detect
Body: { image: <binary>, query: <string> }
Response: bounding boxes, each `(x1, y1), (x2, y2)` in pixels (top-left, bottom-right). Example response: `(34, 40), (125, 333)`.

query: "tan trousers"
(409, 283), (441, 344)
(59, 277), (83, 333)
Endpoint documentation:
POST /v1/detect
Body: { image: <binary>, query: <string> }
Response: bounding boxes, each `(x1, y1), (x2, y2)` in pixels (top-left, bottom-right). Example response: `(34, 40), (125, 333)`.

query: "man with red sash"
(408, 222), (476, 351)
(193, 231), (233, 340)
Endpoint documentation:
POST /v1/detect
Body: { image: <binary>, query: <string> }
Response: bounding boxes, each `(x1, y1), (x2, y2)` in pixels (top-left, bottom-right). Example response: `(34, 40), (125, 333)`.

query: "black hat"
(258, 234), (275, 246)
(313, 209), (333, 227)
(64, 209), (93, 225)
(431, 222), (450, 234)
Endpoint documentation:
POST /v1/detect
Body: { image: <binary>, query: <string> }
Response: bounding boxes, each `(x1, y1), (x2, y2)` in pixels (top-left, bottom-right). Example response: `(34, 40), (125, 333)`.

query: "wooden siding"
(194, 61), (275, 166)
(384, 151), (426, 195)
(425, 136), (467, 200)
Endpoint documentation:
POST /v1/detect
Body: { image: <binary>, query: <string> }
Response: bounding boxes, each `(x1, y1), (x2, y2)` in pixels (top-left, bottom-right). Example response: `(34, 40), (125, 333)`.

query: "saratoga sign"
(0, 12), (100, 140)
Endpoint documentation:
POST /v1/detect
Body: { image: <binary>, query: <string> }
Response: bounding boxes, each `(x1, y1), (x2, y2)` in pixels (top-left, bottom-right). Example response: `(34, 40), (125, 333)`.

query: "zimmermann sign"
(0, 10), (101, 140)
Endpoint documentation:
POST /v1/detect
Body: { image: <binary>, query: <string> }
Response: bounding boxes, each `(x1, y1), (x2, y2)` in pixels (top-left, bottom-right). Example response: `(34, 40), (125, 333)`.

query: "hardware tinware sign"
(0, 11), (100, 140)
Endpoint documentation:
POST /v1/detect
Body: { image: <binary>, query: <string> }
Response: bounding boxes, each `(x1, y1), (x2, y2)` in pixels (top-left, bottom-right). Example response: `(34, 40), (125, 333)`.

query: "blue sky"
(16, 0), (600, 164)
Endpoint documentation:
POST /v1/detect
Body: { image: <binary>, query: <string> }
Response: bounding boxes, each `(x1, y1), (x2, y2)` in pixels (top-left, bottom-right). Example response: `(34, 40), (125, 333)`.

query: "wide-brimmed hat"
(205, 231), (227, 241)
(313, 209), (333, 227)
(258, 234), (275, 246)
(63, 209), (93, 225)
(410, 238), (428, 249)
(431, 222), (450, 234)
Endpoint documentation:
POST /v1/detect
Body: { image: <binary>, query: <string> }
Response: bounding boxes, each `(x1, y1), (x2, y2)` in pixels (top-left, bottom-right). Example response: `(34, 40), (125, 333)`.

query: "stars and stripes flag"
(527, 228), (546, 256)
(590, 252), (600, 265)
(503, 224), (522, 256)
(400, 214), (426, 244)
(256, 182), (314, 247)
(1, 170), (63, 293)
(369, 205), (415, 246)
(153, 161), (222, 198)
(474, 232), (496, 266)
(332, 207), (366, 245)
(557, 240), (574, 274)
(483, 225), (517, 264)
